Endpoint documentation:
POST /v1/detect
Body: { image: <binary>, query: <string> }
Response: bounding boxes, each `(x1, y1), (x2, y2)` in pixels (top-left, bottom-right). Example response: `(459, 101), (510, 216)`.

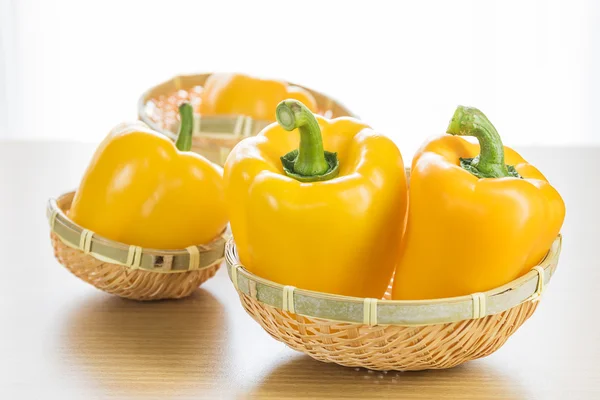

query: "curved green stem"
(276, 99), (339, 182)
(175, 102), (194, 152)
(447, 106), (520, 179)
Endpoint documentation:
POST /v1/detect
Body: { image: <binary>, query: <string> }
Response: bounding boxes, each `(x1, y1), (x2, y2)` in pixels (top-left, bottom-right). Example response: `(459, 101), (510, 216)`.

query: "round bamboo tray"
(137, 73), (356, 165)
(225, 235), (562, 371)
(47, 191), (228, 301)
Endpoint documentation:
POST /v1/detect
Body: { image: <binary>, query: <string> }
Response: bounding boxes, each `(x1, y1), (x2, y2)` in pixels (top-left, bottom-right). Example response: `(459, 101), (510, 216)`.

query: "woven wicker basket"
(137, 73), (355, 165)
(225, 235), (562, 371)
(47, 191), (228, 301)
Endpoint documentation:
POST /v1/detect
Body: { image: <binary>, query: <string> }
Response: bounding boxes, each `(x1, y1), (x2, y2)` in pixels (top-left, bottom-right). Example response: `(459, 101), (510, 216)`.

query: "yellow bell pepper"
(224, 99), (408, 298)
(392, 106), (565, 300)
(199, 73), (318, 121)
(70, 103), (228, 249)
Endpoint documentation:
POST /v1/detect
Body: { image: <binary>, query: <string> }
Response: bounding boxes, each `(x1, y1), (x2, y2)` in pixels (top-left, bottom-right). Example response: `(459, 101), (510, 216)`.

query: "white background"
(0, 0), (598, 156)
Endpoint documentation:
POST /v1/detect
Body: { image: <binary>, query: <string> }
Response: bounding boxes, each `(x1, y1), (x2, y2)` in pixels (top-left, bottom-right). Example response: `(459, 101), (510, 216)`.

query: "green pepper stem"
(446, 106), (513, 178)
(175, 102), (194, 152)
(276, 99), (333, 179)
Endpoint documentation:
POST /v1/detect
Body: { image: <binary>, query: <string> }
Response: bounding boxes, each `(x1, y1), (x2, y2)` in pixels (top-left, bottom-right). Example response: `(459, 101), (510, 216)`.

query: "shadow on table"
(247, 355), (531, 400)
(62, 289), (225, 395)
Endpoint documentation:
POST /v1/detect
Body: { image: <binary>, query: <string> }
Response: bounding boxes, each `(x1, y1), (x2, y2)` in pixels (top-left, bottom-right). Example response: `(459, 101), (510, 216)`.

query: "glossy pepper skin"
(70, 104), (228, 249)
(392, 106), (565, 300)
(224, 99), (408, 298)
(199, 73), (318, 121)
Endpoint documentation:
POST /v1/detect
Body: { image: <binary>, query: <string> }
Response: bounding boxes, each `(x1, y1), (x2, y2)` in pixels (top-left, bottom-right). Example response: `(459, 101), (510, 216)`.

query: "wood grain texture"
(0, 141), (599, 400)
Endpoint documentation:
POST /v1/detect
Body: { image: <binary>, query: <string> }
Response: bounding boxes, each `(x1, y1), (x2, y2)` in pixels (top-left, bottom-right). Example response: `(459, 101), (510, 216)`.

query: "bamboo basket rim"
(47, 191), (229, 274)
(137, 72), (357, 141)
(225, 235), (561, 326)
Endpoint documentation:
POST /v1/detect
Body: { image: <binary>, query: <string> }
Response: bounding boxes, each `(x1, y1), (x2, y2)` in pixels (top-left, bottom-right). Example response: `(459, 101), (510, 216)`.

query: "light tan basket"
(48, 191), (228, 301)
(137, 73), (355, 165)
(225, 235), (561, 371)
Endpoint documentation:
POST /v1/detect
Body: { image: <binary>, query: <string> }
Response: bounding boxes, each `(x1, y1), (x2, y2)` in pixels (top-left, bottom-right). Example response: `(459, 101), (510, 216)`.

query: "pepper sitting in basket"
(48, 103), (229, 300)
(393, 106), (566, 300)
(199, 73), (318, 121)
(224, 99), (408, 298)
(138, 72), (355, 167)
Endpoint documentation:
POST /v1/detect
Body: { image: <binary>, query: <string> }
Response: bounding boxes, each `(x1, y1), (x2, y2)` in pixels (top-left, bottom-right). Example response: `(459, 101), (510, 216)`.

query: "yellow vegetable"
(199, 73), (317, 121)
(70, 103), (228, 249)
(393, 106), (566, 300)
(224, 99), (408, 298)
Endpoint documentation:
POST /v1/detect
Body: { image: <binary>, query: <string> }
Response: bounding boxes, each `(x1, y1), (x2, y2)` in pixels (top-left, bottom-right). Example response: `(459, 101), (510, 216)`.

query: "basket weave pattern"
(51, 232), (220, 301)
(226, 235), (560, 371)
(48, 192), (225, 301)
(238, 291), (538, 371)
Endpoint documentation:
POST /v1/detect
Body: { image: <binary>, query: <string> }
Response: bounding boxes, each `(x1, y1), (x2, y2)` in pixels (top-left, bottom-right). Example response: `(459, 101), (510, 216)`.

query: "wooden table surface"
(1, 141), (599, 400)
